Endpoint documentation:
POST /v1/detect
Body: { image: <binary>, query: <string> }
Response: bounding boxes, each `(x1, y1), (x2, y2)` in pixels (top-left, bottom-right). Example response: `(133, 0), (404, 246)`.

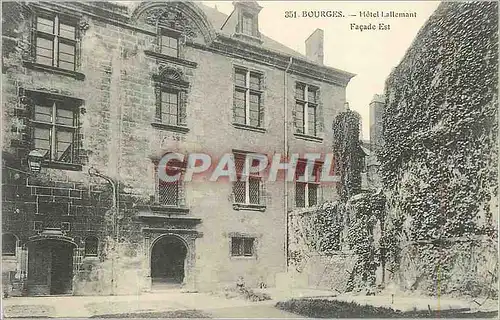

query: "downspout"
(284, 57), (293, 270)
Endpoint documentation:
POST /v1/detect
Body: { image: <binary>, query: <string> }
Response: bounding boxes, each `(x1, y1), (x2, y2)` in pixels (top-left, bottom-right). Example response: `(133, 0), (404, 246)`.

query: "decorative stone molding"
(130, 2), (217, 45)
(144, 50), (197, 68)
(79, 20), (90, 33)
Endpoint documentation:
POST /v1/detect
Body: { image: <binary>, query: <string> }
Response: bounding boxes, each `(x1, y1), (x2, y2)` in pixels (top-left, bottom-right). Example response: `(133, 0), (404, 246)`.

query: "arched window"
(2, 234), (17, 256)
(84, 236), (98, 257)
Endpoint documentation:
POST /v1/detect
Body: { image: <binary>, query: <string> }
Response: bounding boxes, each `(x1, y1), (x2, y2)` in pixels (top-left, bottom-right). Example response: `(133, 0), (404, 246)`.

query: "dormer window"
(234, 1), (262, 42)
(160, 29), (180, 58)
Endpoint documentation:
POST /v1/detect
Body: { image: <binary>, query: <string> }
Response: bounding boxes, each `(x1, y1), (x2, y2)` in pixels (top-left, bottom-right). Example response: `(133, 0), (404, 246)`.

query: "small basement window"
(84, 236), (98, 257)
(231, 237), (255, 257)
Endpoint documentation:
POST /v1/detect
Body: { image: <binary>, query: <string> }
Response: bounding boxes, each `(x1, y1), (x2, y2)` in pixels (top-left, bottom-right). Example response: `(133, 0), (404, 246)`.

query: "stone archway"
(150, 235), (188, 289)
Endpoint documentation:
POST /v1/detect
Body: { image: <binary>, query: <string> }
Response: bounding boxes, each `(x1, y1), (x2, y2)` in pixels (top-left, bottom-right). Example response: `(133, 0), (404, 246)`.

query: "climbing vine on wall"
(378, 2), (498, 295)
(333, 109), (363, 202)
(345, 192), (386, 292)
(289, 202), (345, 269)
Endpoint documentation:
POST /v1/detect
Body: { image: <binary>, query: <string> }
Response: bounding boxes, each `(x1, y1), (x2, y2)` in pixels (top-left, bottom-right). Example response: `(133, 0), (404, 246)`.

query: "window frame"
(233, 152), (262, 206)
(34, 13), (78, 71)
(157, 87), (181, 126)
(154, 159), (185, 208)
(84, 236), (99, 257)
(159, 28), (180, 58)
(28, 91), (83, 169)
(231, 237), (256, 257)
(295, 160), (322, 208)
(241, 13), (256, 37)
(152, 69), (190, 133)
(233, 67), (263, 128)
(31, 96), (80, 165)
(295, 83), (319, 137)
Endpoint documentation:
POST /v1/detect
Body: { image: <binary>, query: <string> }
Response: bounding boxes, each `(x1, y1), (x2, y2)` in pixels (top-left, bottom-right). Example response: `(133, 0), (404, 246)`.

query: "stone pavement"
(2, 288), (496, 318)
(2, 289), (302, 318)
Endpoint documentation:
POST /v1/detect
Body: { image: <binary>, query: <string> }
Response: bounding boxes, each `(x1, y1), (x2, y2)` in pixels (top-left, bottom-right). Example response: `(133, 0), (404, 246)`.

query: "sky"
(116, 0), (441, 140)
(200, 1), (441, 140)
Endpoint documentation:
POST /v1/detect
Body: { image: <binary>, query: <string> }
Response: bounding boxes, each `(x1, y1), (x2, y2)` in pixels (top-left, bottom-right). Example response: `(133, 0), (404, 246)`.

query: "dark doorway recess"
(151, 236), (187, 287)
(28, 240), (74, 295)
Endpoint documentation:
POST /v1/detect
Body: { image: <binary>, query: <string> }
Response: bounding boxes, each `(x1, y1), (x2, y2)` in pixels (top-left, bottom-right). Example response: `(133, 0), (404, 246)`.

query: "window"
(231, 237), (255, 257)
(152, 68), (189, 131)
(2, 234), (17, 256)
(35, 14), (77, 70)
(295, 160), (321, 208)
(233, 153), (262, 205)
(160, 30), (179, 58)
(155, 159), (184, 207)
(241, 13), (255, 36)
(295, 84), (319, 136)
(30, 93), (80, 164)
(157, 89), (181, 125)
(84, 236), (98, 257)
(233, 68), (263, 127)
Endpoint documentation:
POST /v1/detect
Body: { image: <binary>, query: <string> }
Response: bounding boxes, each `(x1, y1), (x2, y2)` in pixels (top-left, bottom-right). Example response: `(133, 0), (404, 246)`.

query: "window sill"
(232, 123), (266, 133)
(149, 205), (190, 215)
(151, 122), (189, 133)
(293, 133), (323, 143)
(43, 161), (83, 171)
(144, 50), (198, 68)
(233, 203), (266, 212)
(23, 61), (85, 80)
(230, 255), (257, 260)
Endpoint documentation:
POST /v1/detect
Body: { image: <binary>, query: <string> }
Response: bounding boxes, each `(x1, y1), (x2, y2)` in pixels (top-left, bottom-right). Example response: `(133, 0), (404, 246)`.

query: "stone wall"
(2, 1), (350, 293)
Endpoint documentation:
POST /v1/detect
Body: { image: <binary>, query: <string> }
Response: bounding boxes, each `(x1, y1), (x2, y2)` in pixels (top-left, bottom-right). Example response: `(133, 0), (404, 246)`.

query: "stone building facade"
(2, 1), (354, 295)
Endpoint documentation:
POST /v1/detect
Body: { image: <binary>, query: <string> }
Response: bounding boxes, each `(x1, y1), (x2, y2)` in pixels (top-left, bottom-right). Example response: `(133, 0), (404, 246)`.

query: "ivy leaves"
(333, 110), (363, 202)
(378, 2), (498, 295)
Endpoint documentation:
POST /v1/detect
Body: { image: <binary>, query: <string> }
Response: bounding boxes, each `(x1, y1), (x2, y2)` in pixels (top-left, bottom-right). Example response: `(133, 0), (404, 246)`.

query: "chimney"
(305, 29), (324, 65)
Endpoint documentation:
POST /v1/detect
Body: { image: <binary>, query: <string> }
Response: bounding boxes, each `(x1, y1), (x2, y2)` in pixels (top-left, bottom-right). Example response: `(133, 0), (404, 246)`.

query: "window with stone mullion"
(234, 68), (262, 127)
(295, 160), (321, 208)
(35, 15), (76, 70)
(32, 99), (78, 163)
(295, 84), (319, 136)
(233, 153), (261, 205)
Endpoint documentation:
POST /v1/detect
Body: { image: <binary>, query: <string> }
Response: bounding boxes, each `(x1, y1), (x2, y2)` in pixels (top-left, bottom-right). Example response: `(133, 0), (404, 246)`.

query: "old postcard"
(1, 0), (498, 318)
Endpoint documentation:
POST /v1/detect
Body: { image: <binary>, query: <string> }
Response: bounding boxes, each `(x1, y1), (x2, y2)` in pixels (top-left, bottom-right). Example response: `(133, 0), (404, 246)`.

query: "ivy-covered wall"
(380, 2), (498, 296)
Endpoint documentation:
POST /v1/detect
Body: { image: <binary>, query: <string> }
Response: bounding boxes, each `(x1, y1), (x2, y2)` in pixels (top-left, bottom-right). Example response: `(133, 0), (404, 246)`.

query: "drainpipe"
(284, 57), (293, 270)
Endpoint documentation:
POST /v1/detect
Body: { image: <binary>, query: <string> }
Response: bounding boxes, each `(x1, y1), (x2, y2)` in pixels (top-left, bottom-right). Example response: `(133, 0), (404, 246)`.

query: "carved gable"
(145, 8), (198, 39)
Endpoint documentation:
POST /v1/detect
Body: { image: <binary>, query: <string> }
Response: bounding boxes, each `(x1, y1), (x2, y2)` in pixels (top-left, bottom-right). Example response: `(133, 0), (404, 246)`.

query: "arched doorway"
(150, 235), (187, 288)
(27, 239), (75, 295)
